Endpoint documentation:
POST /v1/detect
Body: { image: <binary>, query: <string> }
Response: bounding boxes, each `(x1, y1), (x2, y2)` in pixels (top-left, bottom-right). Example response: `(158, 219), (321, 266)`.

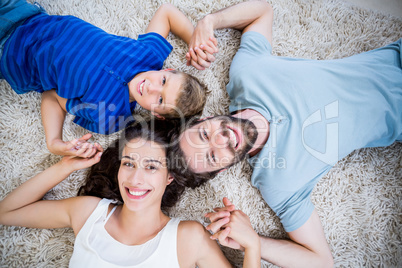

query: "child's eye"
(158, 96), (163, 105)
(162, 76), (166, 85)
(211, 152), (216, 163)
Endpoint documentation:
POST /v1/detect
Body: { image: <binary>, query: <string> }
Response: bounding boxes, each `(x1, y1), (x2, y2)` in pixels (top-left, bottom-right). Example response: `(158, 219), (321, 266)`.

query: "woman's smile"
(125, 187), (151, 200)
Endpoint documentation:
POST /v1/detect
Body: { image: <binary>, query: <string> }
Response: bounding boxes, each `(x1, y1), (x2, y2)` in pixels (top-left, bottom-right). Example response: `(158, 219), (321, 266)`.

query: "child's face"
(118, 138), (173, 212)
(128, 70), (183, 116)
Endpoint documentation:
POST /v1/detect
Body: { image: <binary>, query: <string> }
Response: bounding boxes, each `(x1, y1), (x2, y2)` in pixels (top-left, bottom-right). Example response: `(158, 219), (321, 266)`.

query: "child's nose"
(147, 83), (162, 94)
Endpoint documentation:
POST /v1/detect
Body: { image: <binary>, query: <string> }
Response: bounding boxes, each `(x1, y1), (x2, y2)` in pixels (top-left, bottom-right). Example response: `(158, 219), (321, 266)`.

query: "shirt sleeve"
(258, 178), (316, 233)
(226, 31), (273, 113)
(239, 31), (272, 56)
(137, 32), (173, 65)
(66, 98), (135, 134)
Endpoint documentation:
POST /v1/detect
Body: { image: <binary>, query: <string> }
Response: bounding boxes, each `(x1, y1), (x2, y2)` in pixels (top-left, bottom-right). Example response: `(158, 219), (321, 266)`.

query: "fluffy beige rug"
(0, 0), (401, 267)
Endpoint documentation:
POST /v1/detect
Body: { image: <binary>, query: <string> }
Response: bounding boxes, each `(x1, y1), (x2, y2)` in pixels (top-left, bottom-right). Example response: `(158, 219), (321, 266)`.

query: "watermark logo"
(302, 100), (339, 165)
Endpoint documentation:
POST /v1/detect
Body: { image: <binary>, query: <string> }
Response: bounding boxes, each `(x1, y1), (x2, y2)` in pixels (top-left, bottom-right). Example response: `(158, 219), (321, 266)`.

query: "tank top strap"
(84, 199), (117, 226)
(104, 205), (117, 223)
(150, 218), (181, 267)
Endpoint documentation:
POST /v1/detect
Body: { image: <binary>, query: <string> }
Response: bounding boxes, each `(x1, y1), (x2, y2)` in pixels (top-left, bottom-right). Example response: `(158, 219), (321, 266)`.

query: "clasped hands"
(50, 133), (104, 159)
(204, 197), (260, 252)
(186, 18), (219, 70)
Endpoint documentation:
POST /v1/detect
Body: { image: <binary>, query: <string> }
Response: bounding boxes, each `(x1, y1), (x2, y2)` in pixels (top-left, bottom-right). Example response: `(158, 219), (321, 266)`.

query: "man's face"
(179, 115), (258, 173)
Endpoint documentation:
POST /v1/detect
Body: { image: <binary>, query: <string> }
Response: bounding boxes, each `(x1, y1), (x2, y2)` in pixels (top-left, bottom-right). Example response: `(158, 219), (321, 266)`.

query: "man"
(174, 0), (402, 267)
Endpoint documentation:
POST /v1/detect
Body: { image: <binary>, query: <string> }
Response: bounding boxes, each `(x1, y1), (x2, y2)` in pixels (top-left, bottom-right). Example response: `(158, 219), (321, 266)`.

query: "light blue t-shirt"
(227, 31), (402, 232)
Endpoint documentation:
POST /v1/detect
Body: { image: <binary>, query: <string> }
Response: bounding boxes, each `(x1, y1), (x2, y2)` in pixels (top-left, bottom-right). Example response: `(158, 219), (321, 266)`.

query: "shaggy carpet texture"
(0, 0), (401, 267)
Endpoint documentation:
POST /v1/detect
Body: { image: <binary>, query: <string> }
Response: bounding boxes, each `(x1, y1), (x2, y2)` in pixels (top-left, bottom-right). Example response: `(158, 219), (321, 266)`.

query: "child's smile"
(137, 80), (145, 96)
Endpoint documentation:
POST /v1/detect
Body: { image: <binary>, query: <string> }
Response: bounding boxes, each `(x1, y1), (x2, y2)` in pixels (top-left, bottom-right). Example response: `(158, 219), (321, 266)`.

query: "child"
(0, 120), (261, 267)
(0, 1), (215, 157)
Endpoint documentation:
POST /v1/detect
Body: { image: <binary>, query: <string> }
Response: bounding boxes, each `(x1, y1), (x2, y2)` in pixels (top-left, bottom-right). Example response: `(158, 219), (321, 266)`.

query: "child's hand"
(48, 133), (104, 158)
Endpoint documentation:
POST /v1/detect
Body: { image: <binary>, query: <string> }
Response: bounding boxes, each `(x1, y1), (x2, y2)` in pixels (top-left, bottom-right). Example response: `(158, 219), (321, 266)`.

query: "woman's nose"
(129, 169), (145, 184)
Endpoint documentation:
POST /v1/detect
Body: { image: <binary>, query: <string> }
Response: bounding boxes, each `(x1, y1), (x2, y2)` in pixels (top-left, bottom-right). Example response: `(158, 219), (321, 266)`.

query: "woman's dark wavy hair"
(78, 119), (185, 208)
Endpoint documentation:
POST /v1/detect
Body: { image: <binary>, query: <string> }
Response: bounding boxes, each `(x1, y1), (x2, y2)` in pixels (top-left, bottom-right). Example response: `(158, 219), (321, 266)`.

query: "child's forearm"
(146, 4), (194, 45)
(164, 4), (194, 45)
(41, 90), (66, 153)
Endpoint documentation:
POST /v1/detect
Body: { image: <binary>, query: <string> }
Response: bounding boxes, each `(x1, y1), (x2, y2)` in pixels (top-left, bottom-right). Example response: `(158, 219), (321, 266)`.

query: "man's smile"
(227, 126), (240, 149)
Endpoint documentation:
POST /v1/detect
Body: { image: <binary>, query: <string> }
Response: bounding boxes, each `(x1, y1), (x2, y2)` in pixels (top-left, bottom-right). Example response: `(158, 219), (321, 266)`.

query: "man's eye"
(162, 76), (166, 85)
(158, 96), (163, 105)
(203, 130), (208, 140)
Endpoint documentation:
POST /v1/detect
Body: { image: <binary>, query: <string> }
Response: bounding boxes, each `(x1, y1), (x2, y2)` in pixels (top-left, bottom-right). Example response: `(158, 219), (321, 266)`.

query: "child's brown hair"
(162, 70), (207, 118)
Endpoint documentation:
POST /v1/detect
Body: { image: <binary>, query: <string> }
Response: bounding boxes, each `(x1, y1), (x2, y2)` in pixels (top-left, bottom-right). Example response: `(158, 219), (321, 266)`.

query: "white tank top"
(69, 199), (181, 267)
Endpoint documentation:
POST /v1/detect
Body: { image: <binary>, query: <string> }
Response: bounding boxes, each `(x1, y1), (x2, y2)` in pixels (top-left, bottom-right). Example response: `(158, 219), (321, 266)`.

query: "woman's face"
(118, 138), (173, 211)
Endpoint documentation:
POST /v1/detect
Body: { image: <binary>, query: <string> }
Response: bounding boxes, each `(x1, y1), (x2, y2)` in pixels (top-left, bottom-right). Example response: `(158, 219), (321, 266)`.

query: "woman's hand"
(59, 149), (103, 173)
(205, 197), (260, 252)
(49, 133), (104, 158)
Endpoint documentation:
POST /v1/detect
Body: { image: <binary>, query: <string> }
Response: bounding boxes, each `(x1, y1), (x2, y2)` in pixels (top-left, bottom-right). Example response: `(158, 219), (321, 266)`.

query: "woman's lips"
(126, 187), (150, 199)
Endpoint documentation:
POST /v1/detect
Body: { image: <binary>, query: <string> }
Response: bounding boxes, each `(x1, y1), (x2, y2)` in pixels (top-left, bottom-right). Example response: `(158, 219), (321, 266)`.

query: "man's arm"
(195, 0), (273, 42)
(207, 201), (333, 267)
(186, 0), (273, 69)
(259, 210), (334, 268)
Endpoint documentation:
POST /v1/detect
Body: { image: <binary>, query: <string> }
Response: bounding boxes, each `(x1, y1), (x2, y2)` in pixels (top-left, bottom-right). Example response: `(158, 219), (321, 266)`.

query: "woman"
(0, 120), (261, 267)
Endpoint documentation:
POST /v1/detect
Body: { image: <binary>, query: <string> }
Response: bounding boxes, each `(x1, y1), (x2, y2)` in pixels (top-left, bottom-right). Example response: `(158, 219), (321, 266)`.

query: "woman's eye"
(158, 96), (163, 105)
(123, 162), (134, 168)
(147, 165), (157, 173)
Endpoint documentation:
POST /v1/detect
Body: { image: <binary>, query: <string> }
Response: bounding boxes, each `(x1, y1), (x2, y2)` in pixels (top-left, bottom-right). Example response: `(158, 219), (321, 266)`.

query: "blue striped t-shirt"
(0, 13), (173, 134)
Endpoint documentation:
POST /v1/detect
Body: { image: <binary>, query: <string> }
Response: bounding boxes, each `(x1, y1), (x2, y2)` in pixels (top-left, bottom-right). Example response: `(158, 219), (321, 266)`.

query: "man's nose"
(212, 131), (230, 148)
